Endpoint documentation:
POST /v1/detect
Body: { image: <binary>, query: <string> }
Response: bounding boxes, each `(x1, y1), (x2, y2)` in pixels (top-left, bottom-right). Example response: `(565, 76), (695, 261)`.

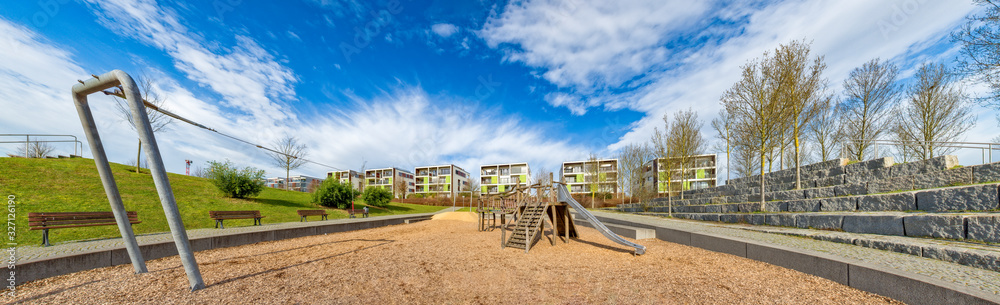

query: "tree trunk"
(760, 148), (766, 210)
(286, 167), (290, 191)
(795, 136), (801, 190)
(667, 181), (672, 217)
(135, 140), (142, 173)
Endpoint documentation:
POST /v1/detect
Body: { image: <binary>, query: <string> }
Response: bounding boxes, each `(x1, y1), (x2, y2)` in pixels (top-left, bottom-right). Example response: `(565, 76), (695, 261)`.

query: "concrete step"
(571, 218), (656, 240)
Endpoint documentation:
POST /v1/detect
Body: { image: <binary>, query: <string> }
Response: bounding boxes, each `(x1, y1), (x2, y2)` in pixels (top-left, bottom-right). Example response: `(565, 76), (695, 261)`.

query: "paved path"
(17, 207), (456, 263)
(589, 210), (1000, 296)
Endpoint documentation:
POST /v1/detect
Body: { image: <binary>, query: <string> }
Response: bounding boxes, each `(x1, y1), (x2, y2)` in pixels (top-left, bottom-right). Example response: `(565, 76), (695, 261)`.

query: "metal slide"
(555, 185), (646, 255)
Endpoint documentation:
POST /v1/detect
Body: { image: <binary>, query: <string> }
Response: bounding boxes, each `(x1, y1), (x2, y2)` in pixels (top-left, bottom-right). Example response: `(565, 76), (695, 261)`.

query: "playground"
(10, 212), (898, 304)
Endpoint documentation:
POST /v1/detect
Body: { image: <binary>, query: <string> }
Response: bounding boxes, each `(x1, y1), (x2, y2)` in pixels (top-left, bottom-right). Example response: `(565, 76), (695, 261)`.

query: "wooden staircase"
(504, 202), (549, 252)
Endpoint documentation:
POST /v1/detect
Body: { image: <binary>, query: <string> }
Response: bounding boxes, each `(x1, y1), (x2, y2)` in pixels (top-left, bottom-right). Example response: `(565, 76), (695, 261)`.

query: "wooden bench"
(297, 209), (328, 222)
(209, 210), (264, 229)
(347, 208), (369, 218)
(28, 211), (140, 247)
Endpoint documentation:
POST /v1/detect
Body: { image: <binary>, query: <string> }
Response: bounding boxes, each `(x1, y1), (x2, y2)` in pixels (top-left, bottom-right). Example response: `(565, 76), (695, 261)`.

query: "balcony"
(482, 169), (496, 176)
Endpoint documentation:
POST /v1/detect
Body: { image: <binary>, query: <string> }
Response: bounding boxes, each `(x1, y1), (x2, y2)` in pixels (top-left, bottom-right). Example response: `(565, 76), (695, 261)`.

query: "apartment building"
(327, 170), (364, 192)
(414, 164), (470, 198)
(561, 158), (619, 195)
(364, 167), (416, 198)
(642, 154), (717, 197)
(265, 175), (324, 192)
(480, 163), (530, 195)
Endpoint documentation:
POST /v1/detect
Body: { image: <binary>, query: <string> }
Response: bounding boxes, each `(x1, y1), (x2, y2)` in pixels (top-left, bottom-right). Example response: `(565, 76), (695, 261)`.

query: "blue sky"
(0, 0), (997, 180)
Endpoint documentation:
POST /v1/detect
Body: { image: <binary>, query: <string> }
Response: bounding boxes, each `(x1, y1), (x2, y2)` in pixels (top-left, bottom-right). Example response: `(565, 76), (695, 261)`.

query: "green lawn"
(0, 157), (445, 245)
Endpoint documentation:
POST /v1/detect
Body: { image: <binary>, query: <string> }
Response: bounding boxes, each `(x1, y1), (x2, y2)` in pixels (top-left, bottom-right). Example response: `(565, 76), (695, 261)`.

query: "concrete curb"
(585, 214), (999, 305)
(16, 213), (435, 285)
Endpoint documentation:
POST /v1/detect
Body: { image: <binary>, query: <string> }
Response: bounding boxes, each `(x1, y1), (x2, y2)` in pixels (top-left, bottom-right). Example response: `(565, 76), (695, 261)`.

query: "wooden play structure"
(477, 174), (645, 255)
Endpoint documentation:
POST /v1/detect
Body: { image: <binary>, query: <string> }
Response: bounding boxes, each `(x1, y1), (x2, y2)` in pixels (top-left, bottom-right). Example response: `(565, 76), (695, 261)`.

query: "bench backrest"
(29, 211), (139, 228)
(209, 210), (261, 218)
(297, 210), (327, 216)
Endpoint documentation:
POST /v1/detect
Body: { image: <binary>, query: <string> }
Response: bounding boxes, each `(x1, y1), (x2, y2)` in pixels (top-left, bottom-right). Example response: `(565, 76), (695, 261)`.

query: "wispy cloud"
(479, 0), (712, 91)
(431, 23), (459, 37)
(85, 0), (298, 129)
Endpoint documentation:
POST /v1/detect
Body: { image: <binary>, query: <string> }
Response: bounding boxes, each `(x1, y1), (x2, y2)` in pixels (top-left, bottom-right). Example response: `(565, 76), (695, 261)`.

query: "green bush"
(206, 160), (265, 198)
(362, 187), (392, 208)
(313, 180), (357, 209)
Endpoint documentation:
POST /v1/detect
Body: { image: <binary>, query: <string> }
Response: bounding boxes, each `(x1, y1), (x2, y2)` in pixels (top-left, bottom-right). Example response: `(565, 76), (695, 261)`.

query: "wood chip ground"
(8, 212), (900, 304)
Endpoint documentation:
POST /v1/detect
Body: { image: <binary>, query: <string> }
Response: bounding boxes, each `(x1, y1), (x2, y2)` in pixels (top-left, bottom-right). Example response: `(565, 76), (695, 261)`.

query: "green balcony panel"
(697, 169), (705, 179)
(491, 176), (498, 184)
(481, 186), (487, 193)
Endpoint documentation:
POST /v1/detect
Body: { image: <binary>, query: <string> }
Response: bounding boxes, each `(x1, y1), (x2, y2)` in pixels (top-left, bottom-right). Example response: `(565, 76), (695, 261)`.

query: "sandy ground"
(8, 212), (899, 304)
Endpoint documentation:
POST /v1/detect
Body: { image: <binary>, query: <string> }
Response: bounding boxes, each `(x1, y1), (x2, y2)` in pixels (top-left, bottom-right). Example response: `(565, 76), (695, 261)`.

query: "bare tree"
(893, 63), (976, 160)
(771, 40), (829, 189)
(586, 153), (600, 208)
(731, 145), (761, 179)
(268, 136), (308, 191)
(841, 58), (901, 161)
(809, 102), (842, 162)
(618, 143), (652, 205)
(668, 108), (706, 199)
(651, 116), (678, 213)
(722, 54), (788, 207)
(532, 167), (551, 198)
(954, 0), (1000, 124)
(393, 175), (408, 199)
(15, 141), (55, 158)
(105, 76), (174, 173)
(711, 109), (734, 183)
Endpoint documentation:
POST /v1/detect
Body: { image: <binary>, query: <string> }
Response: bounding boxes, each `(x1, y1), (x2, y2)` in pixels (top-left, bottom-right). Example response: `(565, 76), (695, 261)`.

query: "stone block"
(704, 205), (722, 213)
(834, 183), (868, 197)
(972, 161), (1000, 184)
(795, 214), (843, 230)
(819, 197), (857, 212)
(913, 167), (973, 190)
(916, 184), (1000, 212)
(920, 246), (965, 264)
(814, 175), (845, 187)
(737, 203), (760, 213)
(889, 155), (958, 177)
(903, 215), (965, 239)
(721, 204), (740, 213)
(805, 186), (836, 199)
(966, 215), (1000, 243)
(865, 240), (922, 256)
(786, 199), (821, 212)
(866, 175), (914, 194)
(765, 214), (796, 227)
(857, 192), (916, 211)
(843, 215), (904, 236)
(845, 167), (892, 184)
(701, 214), (720, 222)
(747, 214), (766, 225)
(844, 157), (894, 173)
(765, 189), (805, 201)
(960, 249), (1000, 273)
(763, 201), (788, 212)
(719, 214), (745, 224)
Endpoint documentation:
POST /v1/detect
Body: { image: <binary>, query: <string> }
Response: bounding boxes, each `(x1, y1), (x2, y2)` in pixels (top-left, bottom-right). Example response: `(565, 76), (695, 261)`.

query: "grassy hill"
(0, 157), (444, 245)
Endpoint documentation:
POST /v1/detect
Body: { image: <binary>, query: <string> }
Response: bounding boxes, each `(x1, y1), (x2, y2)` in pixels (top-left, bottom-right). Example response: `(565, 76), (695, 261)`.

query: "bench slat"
(297, 210), (327, 216)
(30, 219), (138, 226)
(29, 212), (135, 216)
(29, 221), (141, 230)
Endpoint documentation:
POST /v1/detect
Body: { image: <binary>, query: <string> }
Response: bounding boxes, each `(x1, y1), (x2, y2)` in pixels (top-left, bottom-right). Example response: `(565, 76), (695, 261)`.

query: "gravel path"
(8, 212), (899, 304)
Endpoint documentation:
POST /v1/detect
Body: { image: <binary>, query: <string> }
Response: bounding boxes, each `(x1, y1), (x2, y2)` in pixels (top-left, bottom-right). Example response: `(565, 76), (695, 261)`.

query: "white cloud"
(287, 30), (301, 41)
(479, 0), (712, 91)
(544, 92), (588, 115)
(479, 0), (996, 160)
(431, 23), (459, 37)
(85, 0), (298, 129)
